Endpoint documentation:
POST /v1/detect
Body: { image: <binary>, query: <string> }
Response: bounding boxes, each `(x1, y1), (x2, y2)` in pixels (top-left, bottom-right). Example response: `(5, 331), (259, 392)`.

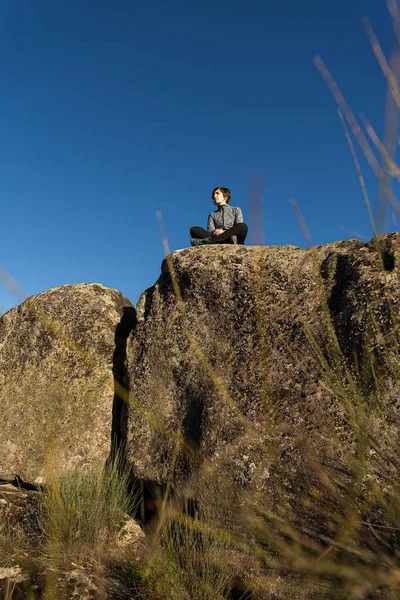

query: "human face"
(213, 188), (227, 206)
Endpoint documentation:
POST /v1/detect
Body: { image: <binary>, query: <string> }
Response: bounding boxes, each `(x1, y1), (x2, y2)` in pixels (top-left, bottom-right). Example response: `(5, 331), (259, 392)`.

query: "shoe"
(230, 235), (238, 245)
(191, 237), (212, 246)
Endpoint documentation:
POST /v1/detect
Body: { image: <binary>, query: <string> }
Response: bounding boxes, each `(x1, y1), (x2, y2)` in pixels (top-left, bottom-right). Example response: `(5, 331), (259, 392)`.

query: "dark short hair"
(212, 187), (231, 203)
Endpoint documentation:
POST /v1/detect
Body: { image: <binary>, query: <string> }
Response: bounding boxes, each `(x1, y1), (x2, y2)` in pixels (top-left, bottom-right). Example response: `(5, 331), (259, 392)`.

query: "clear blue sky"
(0, 0), (396, 312)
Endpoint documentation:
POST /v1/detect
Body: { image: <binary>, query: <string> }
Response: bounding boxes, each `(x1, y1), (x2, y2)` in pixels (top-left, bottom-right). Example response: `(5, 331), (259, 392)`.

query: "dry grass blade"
(339, 226), (369, 241)
(249, 171), (264, 245)
(361, 112), (400, 181)
(337, 109), (377, 236)
(0, 265), (27, 303)
(289, 198), (314, 247)
(376, 34), (400, 234)
(313, 55), (377, 164)
(363, 16), (400, 112)
(387, 0), (400, 47)
(392, 209), (399, 230)
(156, 209), (170, 255)
(314, 54), (400, 219)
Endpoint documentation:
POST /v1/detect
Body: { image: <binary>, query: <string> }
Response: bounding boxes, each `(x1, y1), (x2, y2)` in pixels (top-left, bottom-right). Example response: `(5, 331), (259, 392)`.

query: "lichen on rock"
(0, 283), (132, 483)
(125, 233), (400, 538)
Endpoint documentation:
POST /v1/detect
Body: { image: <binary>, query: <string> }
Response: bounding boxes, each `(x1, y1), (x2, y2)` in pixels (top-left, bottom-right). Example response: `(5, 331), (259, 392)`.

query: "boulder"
(0, 283), (132, 483)
(124, 234), (400, 537)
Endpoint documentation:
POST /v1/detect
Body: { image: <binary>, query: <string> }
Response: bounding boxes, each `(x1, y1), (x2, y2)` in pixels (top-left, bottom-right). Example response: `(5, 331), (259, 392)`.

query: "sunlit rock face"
(125, 234), (400, 537)
(0, 283), (132, 484)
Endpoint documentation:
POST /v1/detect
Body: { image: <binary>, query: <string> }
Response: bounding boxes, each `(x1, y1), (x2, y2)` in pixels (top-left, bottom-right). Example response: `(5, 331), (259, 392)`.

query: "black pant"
(190, 223), (248, 245)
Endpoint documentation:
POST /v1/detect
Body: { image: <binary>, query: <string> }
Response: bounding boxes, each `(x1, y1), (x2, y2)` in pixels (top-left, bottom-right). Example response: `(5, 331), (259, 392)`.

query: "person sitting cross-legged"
(190, 187), (248, 246)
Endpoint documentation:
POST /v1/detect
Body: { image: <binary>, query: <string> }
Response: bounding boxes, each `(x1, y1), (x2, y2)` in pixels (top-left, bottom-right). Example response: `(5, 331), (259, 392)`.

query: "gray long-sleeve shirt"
(207, 205), (243, 233)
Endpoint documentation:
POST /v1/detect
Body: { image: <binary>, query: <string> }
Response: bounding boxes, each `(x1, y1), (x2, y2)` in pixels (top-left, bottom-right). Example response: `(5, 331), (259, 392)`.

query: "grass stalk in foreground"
(43, 454), (137, 550)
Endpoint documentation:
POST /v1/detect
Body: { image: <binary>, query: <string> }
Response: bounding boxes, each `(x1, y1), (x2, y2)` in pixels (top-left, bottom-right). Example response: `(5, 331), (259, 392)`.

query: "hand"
(214, 228), (224, 236)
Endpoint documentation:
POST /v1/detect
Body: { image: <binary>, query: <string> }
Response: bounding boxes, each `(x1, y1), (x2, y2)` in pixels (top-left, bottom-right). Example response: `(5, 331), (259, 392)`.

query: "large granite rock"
(0, 283), (132, 483)
(125, 234), (400, 536)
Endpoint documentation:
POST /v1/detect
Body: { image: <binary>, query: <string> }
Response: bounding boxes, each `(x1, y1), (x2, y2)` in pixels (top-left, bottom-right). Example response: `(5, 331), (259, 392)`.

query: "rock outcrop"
(2, 235), (400, 596)
(0, 283), (132, 483)
(125, 234), (400, 536)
